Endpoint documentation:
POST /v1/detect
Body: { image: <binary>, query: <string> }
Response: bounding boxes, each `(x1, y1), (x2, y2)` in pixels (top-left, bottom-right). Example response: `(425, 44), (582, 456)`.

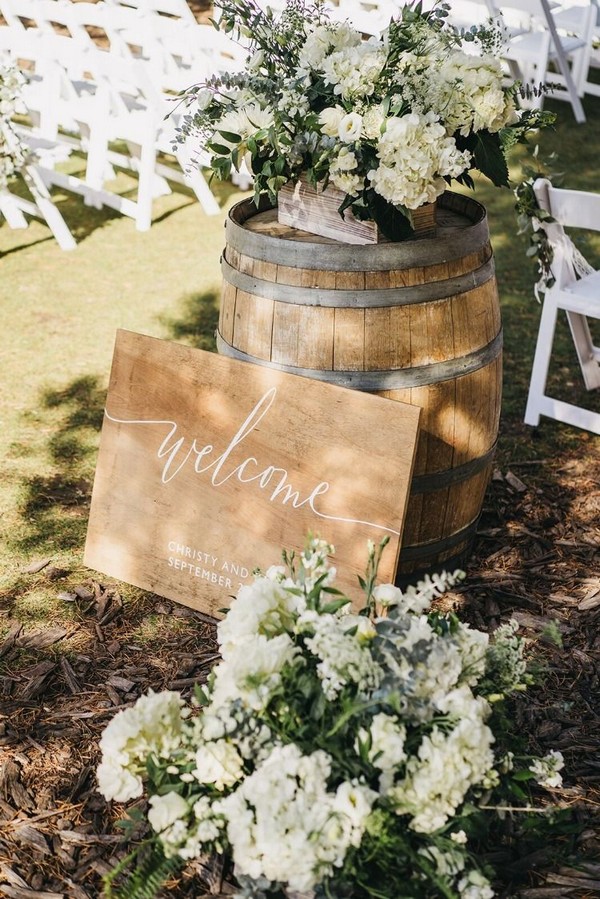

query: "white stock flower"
(458, 869), (495, 898)
(300, 611), (382, 699)
(194, 739), (244, 790)
(209, 632), (299, 710)
(529, 750), (564, 789)
(217, 576), (299, 654)
(357, 712), (407, 773)
(215, 744), (375, 891)
(389, 713), (495, 832)
(148, 791), (189, 835)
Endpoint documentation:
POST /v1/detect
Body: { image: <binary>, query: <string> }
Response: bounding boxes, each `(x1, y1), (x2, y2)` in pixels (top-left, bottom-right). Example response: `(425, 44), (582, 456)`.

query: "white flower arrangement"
(0, 58), (30, 192)
(97, 537), (564, 899)
(175, 0), (553, 240)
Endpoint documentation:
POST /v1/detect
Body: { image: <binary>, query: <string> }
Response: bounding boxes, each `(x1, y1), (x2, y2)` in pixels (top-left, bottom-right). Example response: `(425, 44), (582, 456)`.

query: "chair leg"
(565, 311), (600, 389)
(20, 165), (77, 251)
(135, 139), (157, 232)
(524, 295), (559, 426)
(0, 191), (29, 229)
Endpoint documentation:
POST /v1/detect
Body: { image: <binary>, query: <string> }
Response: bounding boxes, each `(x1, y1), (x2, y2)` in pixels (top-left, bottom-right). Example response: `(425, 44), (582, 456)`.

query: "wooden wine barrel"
(217, 191), (502, 582)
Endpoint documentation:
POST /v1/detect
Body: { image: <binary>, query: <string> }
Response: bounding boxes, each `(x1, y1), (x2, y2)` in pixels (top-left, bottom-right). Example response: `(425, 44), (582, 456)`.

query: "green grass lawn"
(1, 93), (599, 616)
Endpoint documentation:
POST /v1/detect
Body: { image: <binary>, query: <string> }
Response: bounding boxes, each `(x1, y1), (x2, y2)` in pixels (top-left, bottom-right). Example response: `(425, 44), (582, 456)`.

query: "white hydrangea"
(97, 690), (186, 802)
(431, 51), (518, 136)
(298, 22), (362, 73)
(389, 713), (495, 832)
(299, 610), (382, 699)
(215, 744), (376, 891)
(369, 112), (470, 210)
(321, 42), (387, 100)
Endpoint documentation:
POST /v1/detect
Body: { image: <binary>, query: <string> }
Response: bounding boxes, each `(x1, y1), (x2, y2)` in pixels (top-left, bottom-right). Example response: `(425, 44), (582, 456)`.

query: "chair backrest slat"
(535, 178), (600, 232)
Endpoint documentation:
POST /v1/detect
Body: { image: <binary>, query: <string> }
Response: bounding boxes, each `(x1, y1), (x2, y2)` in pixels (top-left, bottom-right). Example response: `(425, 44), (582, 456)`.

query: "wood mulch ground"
(1, 446), (599, 898)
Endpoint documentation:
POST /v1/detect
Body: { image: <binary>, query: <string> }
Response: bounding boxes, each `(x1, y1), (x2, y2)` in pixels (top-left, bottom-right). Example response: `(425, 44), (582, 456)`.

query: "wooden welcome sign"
(84, 330), (421, 617)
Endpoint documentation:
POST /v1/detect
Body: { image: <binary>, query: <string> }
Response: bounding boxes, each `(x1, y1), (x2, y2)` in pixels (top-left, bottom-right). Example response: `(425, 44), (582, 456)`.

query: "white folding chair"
(0, 126), (76, 250)
(524, 178), (600, 435)
(490, 0), (594, 121)
(59, 48), (220, 228)
(104, 0), (197, 24)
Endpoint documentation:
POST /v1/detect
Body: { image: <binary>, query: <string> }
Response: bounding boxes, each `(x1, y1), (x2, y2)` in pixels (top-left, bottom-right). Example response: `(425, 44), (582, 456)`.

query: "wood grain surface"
(85, 331), (421, 616)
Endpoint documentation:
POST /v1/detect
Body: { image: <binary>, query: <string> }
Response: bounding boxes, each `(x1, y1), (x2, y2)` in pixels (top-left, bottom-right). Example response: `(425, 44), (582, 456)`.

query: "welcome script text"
(104, 387), (401, 537)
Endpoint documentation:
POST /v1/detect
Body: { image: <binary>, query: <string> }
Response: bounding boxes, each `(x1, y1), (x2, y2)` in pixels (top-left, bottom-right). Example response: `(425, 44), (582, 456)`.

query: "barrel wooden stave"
(218, 192), (502, 578)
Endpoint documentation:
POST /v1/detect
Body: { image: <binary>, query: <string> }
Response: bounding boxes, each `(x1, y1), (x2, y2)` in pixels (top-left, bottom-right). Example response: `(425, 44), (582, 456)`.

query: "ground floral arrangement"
(97, 537), (565, 899)
(175, 0), (553, 240)
(0, 57), (30, 192)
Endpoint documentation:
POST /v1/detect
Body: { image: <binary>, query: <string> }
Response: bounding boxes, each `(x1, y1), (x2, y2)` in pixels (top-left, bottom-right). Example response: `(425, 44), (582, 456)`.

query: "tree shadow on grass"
(14, 375), (106, 556)
(159, 289), (220, 352)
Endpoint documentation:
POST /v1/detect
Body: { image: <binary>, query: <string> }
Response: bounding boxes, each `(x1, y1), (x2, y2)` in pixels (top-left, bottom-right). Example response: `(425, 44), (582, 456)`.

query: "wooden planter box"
(277, 176), (436, 244)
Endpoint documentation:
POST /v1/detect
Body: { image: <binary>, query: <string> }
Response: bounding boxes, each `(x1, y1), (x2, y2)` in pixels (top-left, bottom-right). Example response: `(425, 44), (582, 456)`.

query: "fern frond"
(103, 839), (184, 899)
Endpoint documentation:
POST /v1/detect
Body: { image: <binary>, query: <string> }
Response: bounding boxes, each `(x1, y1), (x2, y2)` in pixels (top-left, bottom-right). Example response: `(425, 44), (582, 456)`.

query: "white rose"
(148, 791), (189, 834)
(319, 105), (345, 137)
(338, 111), (362, 142)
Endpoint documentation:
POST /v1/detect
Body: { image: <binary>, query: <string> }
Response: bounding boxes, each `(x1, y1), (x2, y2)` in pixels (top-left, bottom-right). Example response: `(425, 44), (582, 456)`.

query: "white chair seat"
(565, 268), (600, 300)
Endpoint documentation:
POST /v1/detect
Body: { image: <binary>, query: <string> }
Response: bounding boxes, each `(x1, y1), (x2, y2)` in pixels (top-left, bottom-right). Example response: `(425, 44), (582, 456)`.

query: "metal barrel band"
(226, 192), (490, 271)
(221, 254), (496, 309)
(410, 442), (498, 495)
(216, 330), (503, 390)
(398, 518), (480, 563)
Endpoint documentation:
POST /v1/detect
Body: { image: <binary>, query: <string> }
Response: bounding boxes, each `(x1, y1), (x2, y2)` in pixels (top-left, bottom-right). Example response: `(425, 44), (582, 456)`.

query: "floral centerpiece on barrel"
(175, 0), (553, 241)
(97, 538), (565, 899)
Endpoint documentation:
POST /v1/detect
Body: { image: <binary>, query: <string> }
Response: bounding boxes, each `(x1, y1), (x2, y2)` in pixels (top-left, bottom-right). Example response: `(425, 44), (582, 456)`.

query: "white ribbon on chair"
(533, 216), (595, 301)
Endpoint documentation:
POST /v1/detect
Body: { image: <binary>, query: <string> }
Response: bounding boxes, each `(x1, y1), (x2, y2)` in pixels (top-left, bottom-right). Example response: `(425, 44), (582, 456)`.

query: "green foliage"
(103, 840), (184, 899)
(514, 148), (562, 296)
